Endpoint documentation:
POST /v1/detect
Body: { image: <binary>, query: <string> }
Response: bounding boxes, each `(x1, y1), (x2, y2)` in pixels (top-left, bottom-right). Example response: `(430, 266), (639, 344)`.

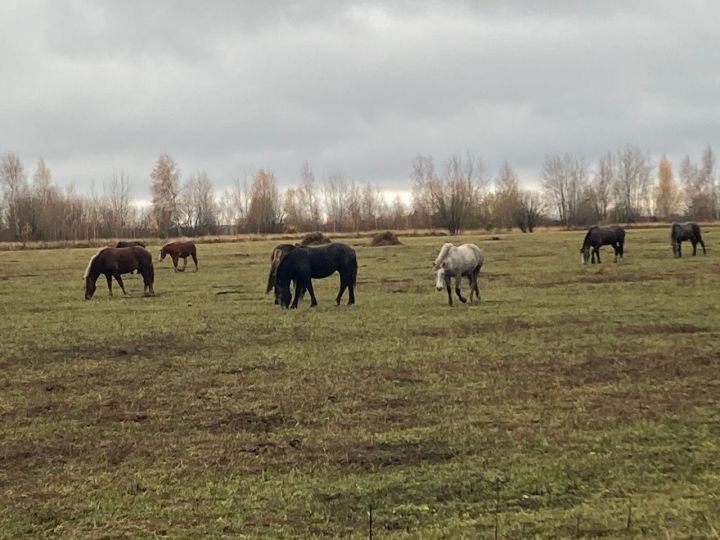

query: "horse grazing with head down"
(159, 241), (198, 272)
(275, 243), (357, 308)
(433, 243), (484, 306)
(671, 222), (706, 257)
(84, 246), (155, 300)
(115, 240), (146, 248)
(265, 243), (298, 304)
(580, 225), (625, 264)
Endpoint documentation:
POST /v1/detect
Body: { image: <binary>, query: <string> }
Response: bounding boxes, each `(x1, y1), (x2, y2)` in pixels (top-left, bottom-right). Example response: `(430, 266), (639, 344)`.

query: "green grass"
(1, 228), (720, 538)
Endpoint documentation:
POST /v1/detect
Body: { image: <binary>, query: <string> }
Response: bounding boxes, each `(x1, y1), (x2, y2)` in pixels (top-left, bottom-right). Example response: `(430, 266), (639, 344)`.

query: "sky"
(1, 0), (719, 203)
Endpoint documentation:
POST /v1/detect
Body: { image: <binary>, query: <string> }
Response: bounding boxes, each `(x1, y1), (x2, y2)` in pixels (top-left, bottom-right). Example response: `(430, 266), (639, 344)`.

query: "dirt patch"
(208, 411), (294, 433)
(333, 440), (456, 469)
(300, 232), (331, 246)
(95, 398), (150, 424)
(370, 231), (402, 246)
(617, 323), (708, 335)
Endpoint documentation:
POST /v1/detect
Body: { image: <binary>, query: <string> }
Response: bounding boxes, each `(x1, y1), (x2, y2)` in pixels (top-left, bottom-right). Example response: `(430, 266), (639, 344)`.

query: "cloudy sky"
(1, 1), (718, 202)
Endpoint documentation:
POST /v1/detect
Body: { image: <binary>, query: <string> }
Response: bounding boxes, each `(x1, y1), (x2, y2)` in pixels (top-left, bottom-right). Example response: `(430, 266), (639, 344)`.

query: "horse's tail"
(351, 253), (358, 287)
(433, 243), (453, 270)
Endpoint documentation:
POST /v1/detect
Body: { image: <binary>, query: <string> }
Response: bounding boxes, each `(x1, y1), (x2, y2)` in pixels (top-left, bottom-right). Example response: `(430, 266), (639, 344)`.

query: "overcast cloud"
(1, 0), (719, 201)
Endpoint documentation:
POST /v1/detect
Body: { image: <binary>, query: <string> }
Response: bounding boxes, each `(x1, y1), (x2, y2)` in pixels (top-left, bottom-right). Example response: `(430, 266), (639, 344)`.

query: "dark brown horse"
(115, 240), (146, 248)
(160, 241), (198, 272)
(671, 222), (706, 257)
(580, 225), (625, 264)
(84, 246), (155, 300)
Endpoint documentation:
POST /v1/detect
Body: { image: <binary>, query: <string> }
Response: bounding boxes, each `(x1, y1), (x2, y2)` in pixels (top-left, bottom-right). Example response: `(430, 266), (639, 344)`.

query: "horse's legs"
(180, 257), (187, 272)
(454, 275), (467, 304)
(473, 269), (481, 301)
(444, 275), (453, 306)
(291, 281), (305, 309)
(594, 248), (601, 264)
(691, 240), (698, 256)
(114, 273), (127, 295)
(192, 253), (198, 271)
(335, 281), (347, 306)
(306, 280), (318, 307)
(105, 273), (113, 297)
(172, 255), (179, 272)
(699, 237), (707, 255)
(142, 270), (155, 296)
(347, 280), (355, 305)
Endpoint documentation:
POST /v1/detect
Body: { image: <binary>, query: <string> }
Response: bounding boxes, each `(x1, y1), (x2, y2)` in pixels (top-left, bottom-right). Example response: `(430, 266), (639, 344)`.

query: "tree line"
(1, 144), (718, 242)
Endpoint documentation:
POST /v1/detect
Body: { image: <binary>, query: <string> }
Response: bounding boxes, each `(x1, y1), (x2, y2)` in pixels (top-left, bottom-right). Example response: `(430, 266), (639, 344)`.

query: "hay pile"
(370, 231), (402, 246)
(300, 232), (331, 246)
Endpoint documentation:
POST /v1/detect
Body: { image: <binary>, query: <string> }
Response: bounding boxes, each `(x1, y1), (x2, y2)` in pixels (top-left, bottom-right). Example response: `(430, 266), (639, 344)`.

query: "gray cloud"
(1, 0), (718, 200)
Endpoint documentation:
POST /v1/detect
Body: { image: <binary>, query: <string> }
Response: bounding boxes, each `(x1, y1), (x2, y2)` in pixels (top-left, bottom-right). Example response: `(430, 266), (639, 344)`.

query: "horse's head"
(84, 275), (97, 300)
(159, 246), (167, 261)
(580, 246), (591, 265)
(435, 264), (446, 290)
(275, 280), (292, 308)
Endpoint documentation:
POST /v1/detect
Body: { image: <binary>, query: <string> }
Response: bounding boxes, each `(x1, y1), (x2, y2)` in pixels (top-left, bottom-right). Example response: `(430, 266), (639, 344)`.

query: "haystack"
(370, 231), (402, 246)
(300, 232), (331, 246)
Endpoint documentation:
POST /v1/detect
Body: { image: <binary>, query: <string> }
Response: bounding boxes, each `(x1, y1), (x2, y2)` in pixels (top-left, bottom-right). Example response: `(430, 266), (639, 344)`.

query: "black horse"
(266, 243), (299, 304)
(580, 225), (625, 264)
(671, 222), (706, 257)
(275, 243), (357, 308)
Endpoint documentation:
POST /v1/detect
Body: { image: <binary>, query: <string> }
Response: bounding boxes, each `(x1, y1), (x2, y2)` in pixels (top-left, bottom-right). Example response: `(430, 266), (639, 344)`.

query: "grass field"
(2, 228), (720, 538)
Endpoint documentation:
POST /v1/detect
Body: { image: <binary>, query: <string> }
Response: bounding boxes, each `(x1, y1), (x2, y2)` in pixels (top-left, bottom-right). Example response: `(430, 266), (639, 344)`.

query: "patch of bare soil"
(332, 440), (456, 469)
(616, 323), (708, 335)
(208, 411), (295, 433)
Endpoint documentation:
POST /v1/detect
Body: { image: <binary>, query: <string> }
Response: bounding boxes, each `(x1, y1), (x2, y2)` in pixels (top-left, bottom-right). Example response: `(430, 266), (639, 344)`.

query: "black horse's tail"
(350, 251), (358, 287)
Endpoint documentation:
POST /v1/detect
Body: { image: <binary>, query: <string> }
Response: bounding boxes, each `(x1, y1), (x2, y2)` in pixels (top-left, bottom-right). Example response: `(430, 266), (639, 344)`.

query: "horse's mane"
(433, 243), (454, 270)
(83, 247), (109, 278)
(581, 227), (597, 247)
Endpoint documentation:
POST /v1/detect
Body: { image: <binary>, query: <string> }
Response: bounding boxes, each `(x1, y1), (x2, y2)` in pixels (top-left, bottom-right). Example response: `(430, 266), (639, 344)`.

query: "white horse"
(433, 243), (484, 306)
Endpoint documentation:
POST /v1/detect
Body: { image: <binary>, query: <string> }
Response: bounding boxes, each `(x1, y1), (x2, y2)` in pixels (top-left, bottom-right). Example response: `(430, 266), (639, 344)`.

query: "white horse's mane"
(433, 243), (455, 270)
(83, 247), (109, 279)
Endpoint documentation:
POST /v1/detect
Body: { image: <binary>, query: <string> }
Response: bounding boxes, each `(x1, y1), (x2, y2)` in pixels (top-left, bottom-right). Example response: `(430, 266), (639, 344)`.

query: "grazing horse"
(159, 241), (198, 272)
(671, 222), (706, 257)
(115, 240), (146, 248)
(275, 243), (357, 308)
(433, 243), (484, 306)
(84, 246), (155, 300)
(580, 225), (625, 264)
(265, 243), (299, 304)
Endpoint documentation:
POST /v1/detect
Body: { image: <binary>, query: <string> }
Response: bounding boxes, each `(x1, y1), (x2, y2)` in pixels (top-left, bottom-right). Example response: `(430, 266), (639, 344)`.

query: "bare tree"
(106, 171), (131, 237)
(150, 154), (180, 237)
(1, 152), (28, 240)
(322, 173), (350, 232)
(179, 171), (217, 235)
(612, 145), (652, 222)
(589, 152), (614, 222)
(493, 161), (521, 230)
(410, 155), (435, 229)
(246, 169), (284, 233)
(299, 162), (321, 230)
(541, 153), (587, 227)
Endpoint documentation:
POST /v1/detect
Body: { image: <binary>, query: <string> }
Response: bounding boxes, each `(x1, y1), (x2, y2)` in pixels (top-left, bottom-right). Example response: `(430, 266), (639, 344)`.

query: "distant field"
(1, 228), (719, 538)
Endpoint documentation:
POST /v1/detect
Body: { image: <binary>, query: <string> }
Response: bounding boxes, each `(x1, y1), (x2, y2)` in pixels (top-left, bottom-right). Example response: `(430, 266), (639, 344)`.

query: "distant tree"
(589, 152), (614, 222)
(179, 171), (217, 235)
(410, 155), (435, 229)
(540, 153), (587, 227)
(493, 161), (521, 230)
(322, 173), (350, 232)
(1, 152), (28, 240)
(150, 154), (180, 237)
(299, 162), (321, 230)
(654, 155), (682, 220)
(246, 169), (284, 233)
(412, 153), (484, 235)
(612, 145), (652, 222)
(516, 190), (544, 232)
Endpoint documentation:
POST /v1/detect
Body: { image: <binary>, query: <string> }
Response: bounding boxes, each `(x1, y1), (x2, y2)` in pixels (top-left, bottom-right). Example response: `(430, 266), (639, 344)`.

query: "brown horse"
(115, 240), (146, 248)
(84, 246), (155, 300)
(159, 241), (198, 272)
